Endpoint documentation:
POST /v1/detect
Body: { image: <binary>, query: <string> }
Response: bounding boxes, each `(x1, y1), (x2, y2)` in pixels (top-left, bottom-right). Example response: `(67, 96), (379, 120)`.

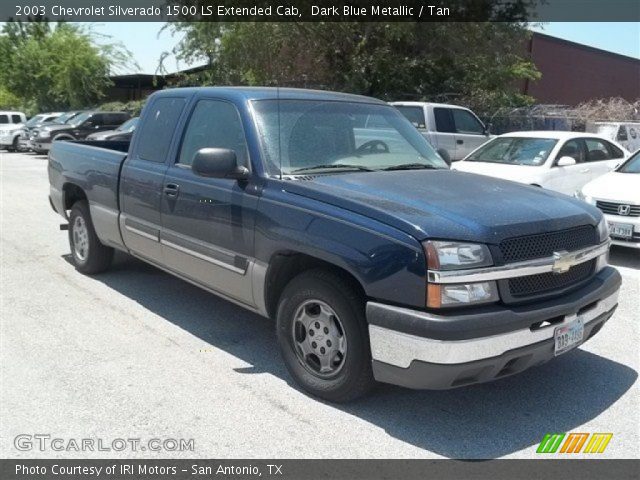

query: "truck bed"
(48, 139), (129, 215)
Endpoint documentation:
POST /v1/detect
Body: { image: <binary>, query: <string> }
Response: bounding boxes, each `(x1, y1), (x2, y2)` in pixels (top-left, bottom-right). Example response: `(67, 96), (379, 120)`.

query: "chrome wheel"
(291, 299), (347, 378)
(72, 215), (89, 261)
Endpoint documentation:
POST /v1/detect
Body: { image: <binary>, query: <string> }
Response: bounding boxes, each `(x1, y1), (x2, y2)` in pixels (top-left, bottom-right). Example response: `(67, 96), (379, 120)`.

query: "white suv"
(0, 111), (28, 151)
(391, 102), (492, 162)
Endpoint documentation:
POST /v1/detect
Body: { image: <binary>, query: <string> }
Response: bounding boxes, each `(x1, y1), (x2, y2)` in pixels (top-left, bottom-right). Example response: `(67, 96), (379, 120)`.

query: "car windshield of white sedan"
(617, 151), (640, 173)
(466, 137), (558, 166)
(252, 100), (447, 176)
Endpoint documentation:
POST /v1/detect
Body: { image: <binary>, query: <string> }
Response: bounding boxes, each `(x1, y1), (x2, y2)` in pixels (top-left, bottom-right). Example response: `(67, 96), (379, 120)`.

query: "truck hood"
(41, 124), (73, 133)
(282, 170), (600, 244)
(451, 161), (542, 185)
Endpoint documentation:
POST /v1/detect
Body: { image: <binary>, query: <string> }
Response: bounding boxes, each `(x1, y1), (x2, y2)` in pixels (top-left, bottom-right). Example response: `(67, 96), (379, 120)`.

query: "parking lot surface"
(1, 151), (638, 459)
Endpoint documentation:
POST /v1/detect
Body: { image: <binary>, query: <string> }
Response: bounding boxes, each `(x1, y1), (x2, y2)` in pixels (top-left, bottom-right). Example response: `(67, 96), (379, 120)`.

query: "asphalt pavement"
(1, 151), (638, 459)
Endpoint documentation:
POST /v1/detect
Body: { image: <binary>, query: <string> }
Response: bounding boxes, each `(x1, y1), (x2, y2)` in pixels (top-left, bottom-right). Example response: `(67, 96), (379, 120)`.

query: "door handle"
(456, 139), (464, 145)
(164, 183), (180, 197)
(580, 168), (590, 173)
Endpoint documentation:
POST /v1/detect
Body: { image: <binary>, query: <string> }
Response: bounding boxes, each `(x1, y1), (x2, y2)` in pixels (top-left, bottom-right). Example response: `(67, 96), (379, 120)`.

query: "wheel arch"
(263, 251), (366, 320)
(62, 182), (88, 210)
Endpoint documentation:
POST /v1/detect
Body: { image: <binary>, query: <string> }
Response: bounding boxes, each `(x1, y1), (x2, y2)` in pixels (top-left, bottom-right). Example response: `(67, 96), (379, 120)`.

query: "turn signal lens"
(427, 282), (499, 308)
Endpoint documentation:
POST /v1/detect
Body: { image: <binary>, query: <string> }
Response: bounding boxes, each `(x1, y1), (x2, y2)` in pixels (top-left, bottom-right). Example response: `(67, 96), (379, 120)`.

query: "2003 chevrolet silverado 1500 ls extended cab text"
(49, 87), (622, 402)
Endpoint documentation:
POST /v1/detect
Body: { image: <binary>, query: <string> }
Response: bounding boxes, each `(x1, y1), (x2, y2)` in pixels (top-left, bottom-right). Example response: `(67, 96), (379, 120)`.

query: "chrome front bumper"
(369, 288), (618, 368)
(367, 264), (621, 389)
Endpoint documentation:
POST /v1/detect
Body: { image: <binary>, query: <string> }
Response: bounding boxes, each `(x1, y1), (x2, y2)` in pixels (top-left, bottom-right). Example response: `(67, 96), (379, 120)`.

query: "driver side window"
(556, 139), (584, 164)
(178, 99), (249, 167)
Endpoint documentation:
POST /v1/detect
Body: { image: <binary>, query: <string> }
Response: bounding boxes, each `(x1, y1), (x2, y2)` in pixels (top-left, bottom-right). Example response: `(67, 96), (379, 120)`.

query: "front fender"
(256, 187), (427, 309)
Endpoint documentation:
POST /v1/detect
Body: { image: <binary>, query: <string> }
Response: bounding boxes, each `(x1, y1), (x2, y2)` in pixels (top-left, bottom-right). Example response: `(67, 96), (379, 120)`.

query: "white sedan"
(578, 150), (640, 249)
(452, 131), (629, 196)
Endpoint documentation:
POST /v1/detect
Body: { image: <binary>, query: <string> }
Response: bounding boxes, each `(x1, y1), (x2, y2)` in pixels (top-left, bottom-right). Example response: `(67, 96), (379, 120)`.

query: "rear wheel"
(276, 269), (374, 402)
(68, 201), (114, 274)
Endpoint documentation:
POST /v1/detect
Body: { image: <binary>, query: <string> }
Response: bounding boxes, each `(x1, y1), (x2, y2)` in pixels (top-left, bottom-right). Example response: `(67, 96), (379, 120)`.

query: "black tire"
(68, 200), (114, 274)
(8, 136), (19, 152)
(276, 269), (374, 402)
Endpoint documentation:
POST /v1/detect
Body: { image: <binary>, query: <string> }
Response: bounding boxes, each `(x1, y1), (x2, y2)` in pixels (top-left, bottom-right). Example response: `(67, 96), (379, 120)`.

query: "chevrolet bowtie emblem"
(552, 250), (573, 274)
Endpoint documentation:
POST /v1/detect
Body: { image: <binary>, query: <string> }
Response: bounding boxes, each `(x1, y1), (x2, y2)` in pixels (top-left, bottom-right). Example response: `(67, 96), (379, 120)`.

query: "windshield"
(53, 112), (80, 124)
(25, 115), (45, 127)
(116, 117), (138, 132)
(466, 137), (557, 166)
(617, 151), (640, 173)
(252, 100), (447, 175)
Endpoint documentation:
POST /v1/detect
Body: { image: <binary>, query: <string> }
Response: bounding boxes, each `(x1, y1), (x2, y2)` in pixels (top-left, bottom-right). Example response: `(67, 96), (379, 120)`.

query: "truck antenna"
(277, 85), (282, 180)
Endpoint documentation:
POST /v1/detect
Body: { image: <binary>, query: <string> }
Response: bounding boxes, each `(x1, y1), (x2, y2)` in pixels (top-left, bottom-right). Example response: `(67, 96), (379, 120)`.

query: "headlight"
(424, 240), (492, 270)
(38, 130), (51, 139)
(597, 216), (609, 243)
(424, 240), (497, 308)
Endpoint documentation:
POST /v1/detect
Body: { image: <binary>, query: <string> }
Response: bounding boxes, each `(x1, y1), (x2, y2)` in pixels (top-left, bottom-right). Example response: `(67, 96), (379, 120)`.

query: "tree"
(164, 21), (540, 115)
(0, 22), (134, 112)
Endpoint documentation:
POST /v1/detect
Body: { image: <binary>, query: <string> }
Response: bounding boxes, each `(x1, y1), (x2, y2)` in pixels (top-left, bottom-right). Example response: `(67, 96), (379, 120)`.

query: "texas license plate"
(608, 221), (633, 239)
(554, 318), (584, 356)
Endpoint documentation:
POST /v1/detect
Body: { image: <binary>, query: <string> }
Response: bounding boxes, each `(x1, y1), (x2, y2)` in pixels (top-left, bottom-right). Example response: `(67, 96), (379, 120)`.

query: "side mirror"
(192, 148), (249, 180)
(556, 156), (577, 167)
(484, 123), (492, 135)
(83, 121), (94, 128)
(436, 148), (452, 166)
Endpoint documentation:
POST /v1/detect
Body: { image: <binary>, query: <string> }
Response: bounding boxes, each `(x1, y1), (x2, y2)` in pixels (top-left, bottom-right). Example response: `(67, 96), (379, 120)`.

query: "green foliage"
(0, 86), (23, 110)
(166, 21), (540, 116)
(97, 99), (146, 117)
(0, 21), (135, 112)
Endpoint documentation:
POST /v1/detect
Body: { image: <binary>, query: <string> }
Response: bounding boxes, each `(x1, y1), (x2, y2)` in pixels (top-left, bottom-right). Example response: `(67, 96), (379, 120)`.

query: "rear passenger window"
(178, 99), (248, 167)
(584, 139), (612, 162)
(605, 141), (625, 159)
(433, 108), (455, 133)
(11, 114), (21, 123)
(137, 98), (186, 163)
(0, 115), (8, 124)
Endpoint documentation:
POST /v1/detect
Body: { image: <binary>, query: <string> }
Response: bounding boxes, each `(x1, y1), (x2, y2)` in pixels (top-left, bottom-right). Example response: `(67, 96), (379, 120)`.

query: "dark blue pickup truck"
(48, 87), (621, 402)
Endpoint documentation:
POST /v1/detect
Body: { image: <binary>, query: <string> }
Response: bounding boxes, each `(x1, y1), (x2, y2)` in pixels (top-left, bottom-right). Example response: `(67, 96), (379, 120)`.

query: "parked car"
(16, 112), (64, 151)
(452, 131), (629, 196)
(32, 111), (130, 154)
(0, 111), (28, 151)
(578, 149), (640, 249)
(49, 87), (620, 402)
(390, 101), (492, 162)
(86, 117), (139, 141)
(587, 121), (640, 154)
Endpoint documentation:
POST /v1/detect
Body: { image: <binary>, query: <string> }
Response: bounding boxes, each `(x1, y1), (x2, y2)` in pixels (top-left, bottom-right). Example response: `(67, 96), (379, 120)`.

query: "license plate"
(554, 318), (584, 356)
(608, 221), (633, 239)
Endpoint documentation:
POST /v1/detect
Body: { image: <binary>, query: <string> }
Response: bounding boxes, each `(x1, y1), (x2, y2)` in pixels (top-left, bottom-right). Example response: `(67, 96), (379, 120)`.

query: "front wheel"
(276, 269), (374, 402)
(8, 136), (19, 152)
(68, 201), (114, 274)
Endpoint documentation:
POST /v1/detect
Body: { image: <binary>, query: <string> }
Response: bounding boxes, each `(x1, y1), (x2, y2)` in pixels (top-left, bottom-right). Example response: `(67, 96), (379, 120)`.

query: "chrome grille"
(499, 225), (597, 263)
(508, 259), (595, 297)
(596, 200), (640, 217)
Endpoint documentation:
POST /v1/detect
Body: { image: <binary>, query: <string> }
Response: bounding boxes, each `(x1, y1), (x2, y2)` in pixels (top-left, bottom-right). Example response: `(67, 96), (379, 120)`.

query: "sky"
(91, 22), (640, 75)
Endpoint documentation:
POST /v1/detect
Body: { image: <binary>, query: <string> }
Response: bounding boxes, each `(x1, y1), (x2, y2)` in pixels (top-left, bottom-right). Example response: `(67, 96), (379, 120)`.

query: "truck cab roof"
(151, 86), (388, 105)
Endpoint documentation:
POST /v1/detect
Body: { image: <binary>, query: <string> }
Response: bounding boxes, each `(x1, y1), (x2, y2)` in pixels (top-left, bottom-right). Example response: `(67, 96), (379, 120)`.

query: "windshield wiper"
(383, 163), (442, 171)
(292, 164), (374, 173)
